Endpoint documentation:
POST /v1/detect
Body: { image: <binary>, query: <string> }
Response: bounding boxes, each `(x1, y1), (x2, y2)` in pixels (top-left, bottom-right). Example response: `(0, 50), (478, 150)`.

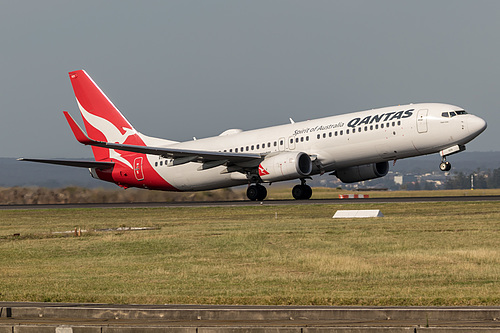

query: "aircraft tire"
(256, 184), (267, 201)
(439, 161), (451, 172)
(292, 184), (312, 200)
(247, 184), (267, 201)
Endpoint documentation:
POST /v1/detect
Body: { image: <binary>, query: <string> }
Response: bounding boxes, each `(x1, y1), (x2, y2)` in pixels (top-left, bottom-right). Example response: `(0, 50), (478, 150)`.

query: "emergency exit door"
(417, 109), (428, 133)
(134, 157), (145, 181)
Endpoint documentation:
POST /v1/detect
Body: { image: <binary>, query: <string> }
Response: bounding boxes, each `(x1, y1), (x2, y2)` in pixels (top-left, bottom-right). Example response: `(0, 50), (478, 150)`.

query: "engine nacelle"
(258, 152), (312, 182)
(336, 161), (389, 183)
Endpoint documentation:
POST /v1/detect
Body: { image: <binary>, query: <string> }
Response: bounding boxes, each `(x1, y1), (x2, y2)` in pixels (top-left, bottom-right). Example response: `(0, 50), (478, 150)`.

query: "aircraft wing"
(18, 158), (114, 169)
(64, 112), (263, 164)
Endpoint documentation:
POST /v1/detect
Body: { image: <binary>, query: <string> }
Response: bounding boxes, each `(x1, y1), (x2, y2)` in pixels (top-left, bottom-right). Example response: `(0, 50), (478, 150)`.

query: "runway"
(1, 302), (499, 331)
(1, 194), (500, 210)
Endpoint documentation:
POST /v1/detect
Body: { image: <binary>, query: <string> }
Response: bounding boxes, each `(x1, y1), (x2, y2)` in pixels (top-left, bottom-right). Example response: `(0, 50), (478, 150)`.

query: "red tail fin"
(68, 70), (145, 161)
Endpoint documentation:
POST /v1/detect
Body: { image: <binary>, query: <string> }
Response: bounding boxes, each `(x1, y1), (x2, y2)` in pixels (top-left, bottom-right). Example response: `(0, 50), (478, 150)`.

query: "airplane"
(20, 70), (487, 201)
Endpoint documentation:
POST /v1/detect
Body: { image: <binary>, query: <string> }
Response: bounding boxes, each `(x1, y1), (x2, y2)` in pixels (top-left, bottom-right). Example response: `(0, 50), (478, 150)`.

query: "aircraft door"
(288, 136), (296, 150)
(417, 109), (428, 133)
(279, 137), (285, 151)
(134, 157), (145, 181)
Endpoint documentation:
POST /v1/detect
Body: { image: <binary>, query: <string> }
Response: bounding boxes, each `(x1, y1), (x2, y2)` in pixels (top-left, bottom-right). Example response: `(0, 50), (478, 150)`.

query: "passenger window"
(256, 144), (259, 149)
(323, 133), (326, 138)
(300, 137), (304, 142)
(364, 126), (368, 131)
(340, 130), (343, 135)
(280, 140), (284, 145)
(353, 128), (356, 133)
(306, 136), (309, 141)
(235, 148), (238, 152)
(155, 162), (158, 167)
(317, 134), (320, 139)
(346, 129), (350, 134)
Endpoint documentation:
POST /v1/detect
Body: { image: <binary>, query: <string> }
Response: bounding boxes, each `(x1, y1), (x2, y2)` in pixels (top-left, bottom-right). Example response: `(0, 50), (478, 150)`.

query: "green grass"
(0, 202), (499, 305)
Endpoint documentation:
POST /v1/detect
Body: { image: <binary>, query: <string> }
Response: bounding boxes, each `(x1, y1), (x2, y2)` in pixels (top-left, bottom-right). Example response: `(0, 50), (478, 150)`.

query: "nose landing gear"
(439, 157), (452, 172)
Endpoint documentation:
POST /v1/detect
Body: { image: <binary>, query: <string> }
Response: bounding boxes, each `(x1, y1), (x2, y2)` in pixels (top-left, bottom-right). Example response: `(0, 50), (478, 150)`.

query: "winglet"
(63, 111), (94, 145)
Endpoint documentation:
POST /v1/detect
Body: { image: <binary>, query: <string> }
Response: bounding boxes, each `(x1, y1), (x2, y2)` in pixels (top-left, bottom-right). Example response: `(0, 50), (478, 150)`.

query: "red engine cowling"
(335, 161), (389, 183)
(258, 152), (312, 182)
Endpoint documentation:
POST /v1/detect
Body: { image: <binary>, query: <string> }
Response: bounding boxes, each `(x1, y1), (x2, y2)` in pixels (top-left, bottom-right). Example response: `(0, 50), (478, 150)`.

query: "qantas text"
(347, 109), (414, 128)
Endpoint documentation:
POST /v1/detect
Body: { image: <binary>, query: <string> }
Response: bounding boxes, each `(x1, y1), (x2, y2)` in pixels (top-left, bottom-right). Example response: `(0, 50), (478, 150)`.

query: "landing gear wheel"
(247, 184), (267, 201)
(439, 161), (451, 172)
(292, 184), (312, 200)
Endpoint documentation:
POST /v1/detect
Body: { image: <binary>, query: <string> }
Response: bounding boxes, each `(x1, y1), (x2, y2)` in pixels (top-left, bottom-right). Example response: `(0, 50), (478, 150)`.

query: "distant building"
(394, 175), (404, 185)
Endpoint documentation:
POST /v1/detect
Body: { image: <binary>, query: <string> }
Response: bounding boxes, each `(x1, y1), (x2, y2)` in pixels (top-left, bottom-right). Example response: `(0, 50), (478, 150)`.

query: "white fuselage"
(145, 103), (486, 191)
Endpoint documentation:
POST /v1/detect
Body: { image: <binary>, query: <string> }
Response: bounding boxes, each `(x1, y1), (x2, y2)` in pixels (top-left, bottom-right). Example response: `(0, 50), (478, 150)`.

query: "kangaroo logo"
(78, 101), (137, 169)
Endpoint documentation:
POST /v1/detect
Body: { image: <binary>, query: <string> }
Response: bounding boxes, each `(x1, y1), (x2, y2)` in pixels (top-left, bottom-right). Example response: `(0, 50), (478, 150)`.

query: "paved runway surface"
(2, 195), (500, 210)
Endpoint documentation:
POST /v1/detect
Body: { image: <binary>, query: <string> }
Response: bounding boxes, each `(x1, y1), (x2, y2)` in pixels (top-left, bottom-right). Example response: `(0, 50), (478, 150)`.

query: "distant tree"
(472, 172), (488, 189)
(423, 181), (437, 190)
(406, 181), (421, 191)
(445, 172), (470, 189)
(489, 168), (500, 188)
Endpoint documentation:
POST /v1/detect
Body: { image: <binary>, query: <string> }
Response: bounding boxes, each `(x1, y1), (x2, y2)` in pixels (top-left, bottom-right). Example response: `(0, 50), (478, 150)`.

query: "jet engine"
(335, 161), (389, 183)
(258, 152), (312, 182)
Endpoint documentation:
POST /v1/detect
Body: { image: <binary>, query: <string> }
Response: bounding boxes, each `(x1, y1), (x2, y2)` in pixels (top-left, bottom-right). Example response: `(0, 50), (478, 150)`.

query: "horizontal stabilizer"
(64, 111), (94, 145)
(18, 158), (114, 169)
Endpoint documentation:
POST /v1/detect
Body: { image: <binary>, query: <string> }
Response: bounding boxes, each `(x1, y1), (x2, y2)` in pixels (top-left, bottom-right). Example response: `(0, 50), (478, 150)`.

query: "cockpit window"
(441, 110), (468, 118)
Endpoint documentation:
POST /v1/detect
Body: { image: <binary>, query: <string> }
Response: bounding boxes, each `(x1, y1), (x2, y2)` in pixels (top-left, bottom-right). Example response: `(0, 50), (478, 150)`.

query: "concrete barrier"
(4, 305), (500, 321)
(1, 304), (499, 332)
(1, 324), (500, 332)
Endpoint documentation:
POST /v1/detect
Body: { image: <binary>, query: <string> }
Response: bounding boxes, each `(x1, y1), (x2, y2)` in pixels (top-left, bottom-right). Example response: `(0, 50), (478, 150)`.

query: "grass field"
(0, 199), (499, 305)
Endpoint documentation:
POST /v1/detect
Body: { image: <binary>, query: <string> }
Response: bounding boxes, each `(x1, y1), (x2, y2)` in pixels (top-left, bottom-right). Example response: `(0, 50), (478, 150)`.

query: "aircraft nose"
(468, 115), (487, 135)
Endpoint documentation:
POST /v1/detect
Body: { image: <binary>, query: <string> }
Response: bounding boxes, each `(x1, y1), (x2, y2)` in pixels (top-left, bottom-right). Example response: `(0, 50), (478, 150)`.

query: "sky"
(1, 1), (499, 158)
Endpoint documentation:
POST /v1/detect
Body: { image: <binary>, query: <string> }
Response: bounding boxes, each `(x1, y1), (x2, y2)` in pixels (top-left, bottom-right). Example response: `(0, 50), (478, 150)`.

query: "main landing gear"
(246, 184), (267, 201)
(439, 157), (452, 172)
(292, 179), (312, 200)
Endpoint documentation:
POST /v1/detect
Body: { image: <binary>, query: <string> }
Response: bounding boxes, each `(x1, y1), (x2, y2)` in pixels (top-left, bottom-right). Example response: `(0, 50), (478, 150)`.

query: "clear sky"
(1, 1), (498, 158)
